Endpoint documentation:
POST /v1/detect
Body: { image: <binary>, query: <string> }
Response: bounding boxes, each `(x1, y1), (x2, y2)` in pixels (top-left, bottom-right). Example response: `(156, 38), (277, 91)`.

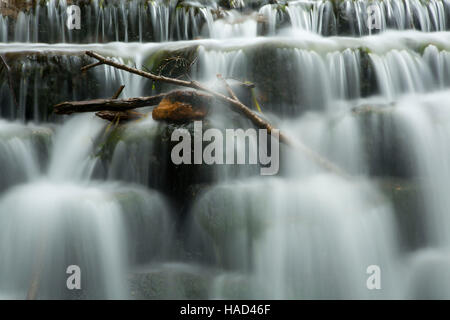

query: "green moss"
(143, 45), (199, 93)
(359, 48), (379, 97)
(95, 125), (126, 161)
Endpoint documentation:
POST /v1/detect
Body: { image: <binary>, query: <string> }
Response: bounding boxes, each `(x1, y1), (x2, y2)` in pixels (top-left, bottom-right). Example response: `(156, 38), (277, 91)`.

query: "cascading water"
(0, 112), (173, 299)
(2, 0), (450, 43)
(3, 0), (450, 300)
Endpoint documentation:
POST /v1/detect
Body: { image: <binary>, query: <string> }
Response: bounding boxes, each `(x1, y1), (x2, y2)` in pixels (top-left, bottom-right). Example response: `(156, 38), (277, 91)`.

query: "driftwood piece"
(54, 93), (167, 114)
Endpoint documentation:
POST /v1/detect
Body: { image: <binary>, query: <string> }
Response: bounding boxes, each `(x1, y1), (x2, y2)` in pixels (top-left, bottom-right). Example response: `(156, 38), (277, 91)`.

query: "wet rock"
(320, 0), (337, 36)
(95, 114), (262, 215)
(406, 249), (450, 299)
(0, 51), (108, 122)
(257, 3), (290, 36)
(353, 105), (415, 178)
(129, 264), (213, 299)
(245, 43), (318, 115)
(219, 0), (238, 10)
(0, 0), (33, 18)
(143, 45), (199, 94)
(152, 90), (212, 122)
(0, 123), (53, 191)
(114, 186), (175, 264)
(211, 272), (254, 299)
(192, 181), (269, 270)
(128, 264), (256, 299)
(359, 48), (379, 97)
(94, 120), (217, 211)
(378, 178), (427, 251)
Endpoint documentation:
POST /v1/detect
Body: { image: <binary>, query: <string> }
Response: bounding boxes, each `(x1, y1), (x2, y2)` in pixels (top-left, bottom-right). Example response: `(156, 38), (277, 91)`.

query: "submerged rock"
(129, 263), (213, 299)
(128, 263), (255, 299)
(0, 121), (53, 191)
(378, 178), (427, 251)
(353, 105), (415, 178)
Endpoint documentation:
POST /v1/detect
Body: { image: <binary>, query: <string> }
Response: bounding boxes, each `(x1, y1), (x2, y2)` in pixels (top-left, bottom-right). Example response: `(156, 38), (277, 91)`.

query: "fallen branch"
(54, 93), (167, 114)
(56, 51), (345, 175)
(217, 74), (240, 102)
(217, 74), (345, 176)
(84, 51), (287, 143)
(81, 61), (104, 73)
(94, 84), (144, 122)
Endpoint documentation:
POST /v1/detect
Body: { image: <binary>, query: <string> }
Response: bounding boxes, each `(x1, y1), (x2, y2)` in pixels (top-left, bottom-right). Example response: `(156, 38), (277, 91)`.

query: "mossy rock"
(0, 51), (105, 122)
(192, 180), (271, 269)
(0, 123), (53, 191)
(353, 105), (415, 178)
(114, 186), (174, 264)
(95, 120), (217, 210)
(377, 178), (427, 251)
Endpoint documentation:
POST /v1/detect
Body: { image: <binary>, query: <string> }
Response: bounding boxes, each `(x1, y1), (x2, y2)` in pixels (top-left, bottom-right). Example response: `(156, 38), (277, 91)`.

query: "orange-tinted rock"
(152, 90), (212, 122)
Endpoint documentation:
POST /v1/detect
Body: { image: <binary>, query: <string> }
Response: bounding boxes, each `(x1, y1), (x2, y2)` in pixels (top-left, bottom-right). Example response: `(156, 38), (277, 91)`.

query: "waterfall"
(4, 0), (450, 300)
(192, 176), (401, 299)
(0, 114), (174, 299)
(392, 91), (450, 247)
(0, 120), (49, 191)
(0, 181), (129, 299)
(1, 0), (449, 43)
(0, 114), (128, 299)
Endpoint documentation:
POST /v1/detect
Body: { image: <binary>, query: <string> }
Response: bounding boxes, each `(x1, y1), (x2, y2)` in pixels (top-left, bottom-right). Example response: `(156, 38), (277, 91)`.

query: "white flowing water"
(2, 0), (450, 299)
(0, 114), (173, 299)
(2, 0), (449, 42)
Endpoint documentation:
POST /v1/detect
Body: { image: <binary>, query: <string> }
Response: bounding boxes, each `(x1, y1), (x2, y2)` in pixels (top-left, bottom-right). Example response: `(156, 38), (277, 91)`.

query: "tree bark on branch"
(83, 51), (287, 141)
(54, 93), (167, 114)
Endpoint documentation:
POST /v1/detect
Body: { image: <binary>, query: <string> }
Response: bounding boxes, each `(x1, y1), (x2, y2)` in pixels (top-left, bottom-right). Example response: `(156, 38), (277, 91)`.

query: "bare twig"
(83, 51), (285, 140)
(81, 61), (104, 73)
(217, 74), (240, 102)
(112, 85), (125, 99)
(0, 54), (19, 109)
